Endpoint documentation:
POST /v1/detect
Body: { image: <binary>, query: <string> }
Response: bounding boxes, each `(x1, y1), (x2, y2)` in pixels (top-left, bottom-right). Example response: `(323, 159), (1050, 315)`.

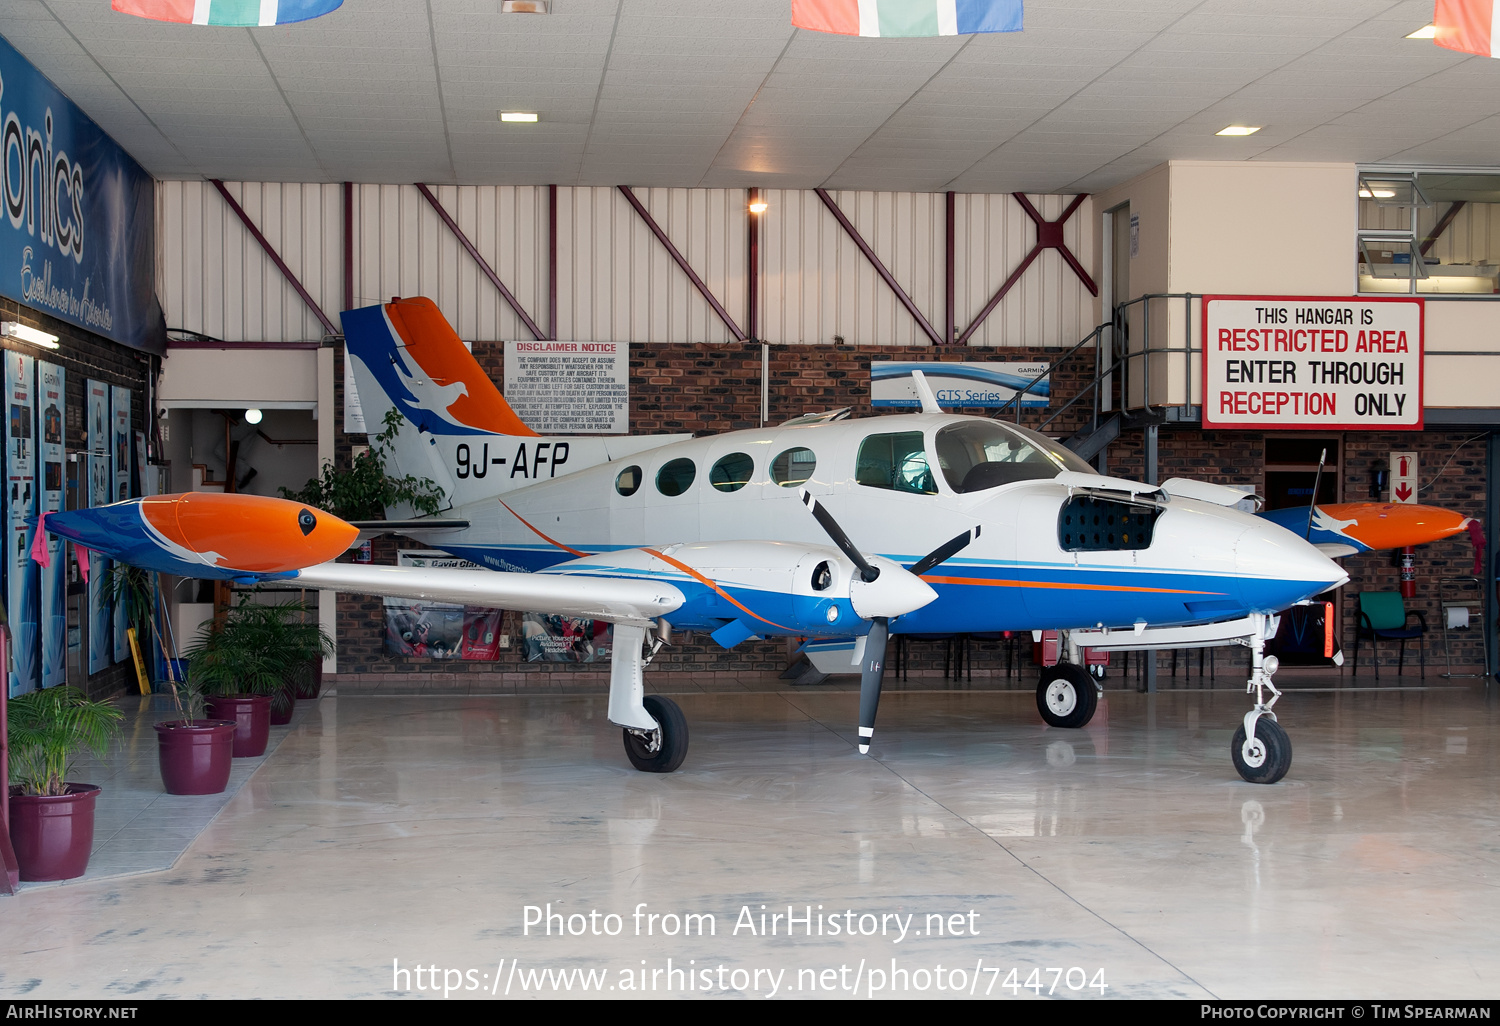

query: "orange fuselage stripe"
(643, 547), (797, 633)
(920, 574), (1225, 596)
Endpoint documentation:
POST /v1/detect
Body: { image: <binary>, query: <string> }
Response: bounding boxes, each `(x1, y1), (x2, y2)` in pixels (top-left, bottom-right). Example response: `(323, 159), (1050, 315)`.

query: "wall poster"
(86, 379), (110, 675)
(6, 352), (37, 696)
(111, 385), (131, 663)
(39, 361), (65, 688)
(383, 551), (503, 661)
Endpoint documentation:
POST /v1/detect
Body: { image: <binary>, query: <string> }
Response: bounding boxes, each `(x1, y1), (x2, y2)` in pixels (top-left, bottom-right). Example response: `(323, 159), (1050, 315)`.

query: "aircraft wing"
(293, 562), (684, 627)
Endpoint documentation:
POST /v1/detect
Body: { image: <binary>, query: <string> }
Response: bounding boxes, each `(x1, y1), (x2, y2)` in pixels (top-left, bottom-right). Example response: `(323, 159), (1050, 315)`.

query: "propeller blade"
(908, 526), (981, 577)
(798, 488), (879, 582)
(858, 617), (889, 755)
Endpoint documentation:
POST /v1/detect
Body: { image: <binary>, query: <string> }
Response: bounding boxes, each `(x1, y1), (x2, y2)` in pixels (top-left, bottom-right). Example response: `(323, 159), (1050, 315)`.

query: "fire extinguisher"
(1399, 545), (1416, 599)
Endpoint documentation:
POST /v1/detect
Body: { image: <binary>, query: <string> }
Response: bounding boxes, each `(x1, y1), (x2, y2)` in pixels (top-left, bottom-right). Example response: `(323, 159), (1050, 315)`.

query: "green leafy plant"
(279, 408), (444, 521)
(7, 686), (123, 796)
(186, 597), (331, 716)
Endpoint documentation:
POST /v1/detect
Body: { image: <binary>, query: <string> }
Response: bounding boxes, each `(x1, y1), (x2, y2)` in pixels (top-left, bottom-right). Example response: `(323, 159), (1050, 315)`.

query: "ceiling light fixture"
(1406, 24), (1437, 38)
(1, 321), (60, 349)
(1215, 125), (1261, 137)
(1358, 188), (1398, 199)
(501, 1), (550, 12)
(500, 111), (539, 123)
(245, 408), (263, 425)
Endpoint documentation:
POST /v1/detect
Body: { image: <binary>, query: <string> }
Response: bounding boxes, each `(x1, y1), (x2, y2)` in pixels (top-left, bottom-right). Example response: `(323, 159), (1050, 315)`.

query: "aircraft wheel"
(623, 695), (689, 773)
(1036, 663), (1098, 728)
(1231, 717), (1292, 785)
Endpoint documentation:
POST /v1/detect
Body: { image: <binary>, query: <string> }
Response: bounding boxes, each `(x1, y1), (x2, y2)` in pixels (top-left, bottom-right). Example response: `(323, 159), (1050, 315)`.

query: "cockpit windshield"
(935, 421), (1097, 493)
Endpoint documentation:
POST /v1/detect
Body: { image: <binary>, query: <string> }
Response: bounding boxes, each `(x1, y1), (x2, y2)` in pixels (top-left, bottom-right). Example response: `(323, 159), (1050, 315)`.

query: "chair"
(1354, 592), (1427, 680)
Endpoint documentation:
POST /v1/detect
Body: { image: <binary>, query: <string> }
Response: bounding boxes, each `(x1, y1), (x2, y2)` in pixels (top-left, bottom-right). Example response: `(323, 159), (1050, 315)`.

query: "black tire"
(1231, 717), (1292, 784)
(622, 695), (689, 773)
(1036, 663), (1098, 728)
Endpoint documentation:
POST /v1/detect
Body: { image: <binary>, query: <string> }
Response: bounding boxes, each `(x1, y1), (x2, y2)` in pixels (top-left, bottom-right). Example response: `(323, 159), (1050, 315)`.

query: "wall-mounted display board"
(86, 379), (110, 675)
(504, 341), (628, 434)
(6, 352), (37, 696)
(1202, 295), (1423, 430)
(871, 361), (1050, 408)
(38, 361), (65, 688)
(111, 386), (131, 664)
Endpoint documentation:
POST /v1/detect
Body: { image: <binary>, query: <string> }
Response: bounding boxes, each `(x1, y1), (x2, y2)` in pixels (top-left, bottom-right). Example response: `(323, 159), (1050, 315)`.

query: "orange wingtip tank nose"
(1320, 502), (1473, 551)
(141, 493), (359, 572)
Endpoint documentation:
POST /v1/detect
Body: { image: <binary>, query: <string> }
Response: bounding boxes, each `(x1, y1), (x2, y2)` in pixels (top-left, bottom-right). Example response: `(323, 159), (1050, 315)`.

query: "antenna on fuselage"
(909, 369), (942, 415)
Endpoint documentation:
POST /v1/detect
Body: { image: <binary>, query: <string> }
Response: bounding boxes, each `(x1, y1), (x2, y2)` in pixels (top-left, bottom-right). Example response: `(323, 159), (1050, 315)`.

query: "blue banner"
(0, 34), (164, 354)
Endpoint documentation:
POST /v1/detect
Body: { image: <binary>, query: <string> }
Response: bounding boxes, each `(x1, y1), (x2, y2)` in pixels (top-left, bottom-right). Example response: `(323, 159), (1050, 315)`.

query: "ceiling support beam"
(618, 185), (746, 341)
(957, 193), (1096, 346)
(342, 182), (354, 315)
(748, 188), (761, 344)
(1420, 200), (1466, 257)
(548, 184), (559, 341)
(815, 187), (944, 347)
(945, 191), (956, 346)
(211, 179), (339, 338)
(415, 182), (545, 342)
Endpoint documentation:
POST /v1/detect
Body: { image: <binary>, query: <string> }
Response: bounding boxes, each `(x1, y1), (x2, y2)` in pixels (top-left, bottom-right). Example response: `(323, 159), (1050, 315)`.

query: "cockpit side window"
(856, 432), (937, 495)
(936, 421), (1095, 493)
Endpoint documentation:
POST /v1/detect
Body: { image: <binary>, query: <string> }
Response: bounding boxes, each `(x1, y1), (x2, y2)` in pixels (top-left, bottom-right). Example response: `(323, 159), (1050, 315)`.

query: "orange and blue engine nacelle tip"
(1260, 501), (1472, 554)
(45, 493), (359, 581)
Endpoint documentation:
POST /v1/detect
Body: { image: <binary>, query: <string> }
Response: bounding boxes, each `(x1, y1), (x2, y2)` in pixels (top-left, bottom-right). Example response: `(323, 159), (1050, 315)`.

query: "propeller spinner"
(798, 489), (978, 754)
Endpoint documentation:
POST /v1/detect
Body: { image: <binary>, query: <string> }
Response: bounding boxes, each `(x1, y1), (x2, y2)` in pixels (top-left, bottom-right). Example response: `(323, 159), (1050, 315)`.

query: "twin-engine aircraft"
(50, 297), (1367, 784)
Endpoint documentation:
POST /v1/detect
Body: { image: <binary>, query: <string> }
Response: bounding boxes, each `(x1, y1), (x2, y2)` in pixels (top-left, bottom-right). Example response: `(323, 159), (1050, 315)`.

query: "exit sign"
(1391, 451), (1418, 503)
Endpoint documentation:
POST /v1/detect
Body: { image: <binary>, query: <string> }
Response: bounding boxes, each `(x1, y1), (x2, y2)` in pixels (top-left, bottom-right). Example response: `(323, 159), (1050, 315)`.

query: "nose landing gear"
(1233, 613), (1292, 784)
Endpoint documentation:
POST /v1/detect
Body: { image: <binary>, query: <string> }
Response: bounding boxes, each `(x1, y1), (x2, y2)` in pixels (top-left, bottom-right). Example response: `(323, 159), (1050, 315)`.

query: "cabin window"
(856, 432), (936, 494)
(615, 465), (642, 496)
(1058, 496), (1161, 551)
(936, 421), (1093, 493)
(656, 458), (697, 497)
(770, 447), (817, 487)
(710, 452), (755, 492)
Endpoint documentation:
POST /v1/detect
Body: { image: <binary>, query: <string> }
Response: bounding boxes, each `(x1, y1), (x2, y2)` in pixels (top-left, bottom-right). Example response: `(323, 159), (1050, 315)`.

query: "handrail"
(984, 292), (1201, 444)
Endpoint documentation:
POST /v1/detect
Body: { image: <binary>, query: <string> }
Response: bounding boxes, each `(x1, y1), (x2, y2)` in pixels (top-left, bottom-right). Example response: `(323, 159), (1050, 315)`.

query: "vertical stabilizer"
(341, 298), (682, 517)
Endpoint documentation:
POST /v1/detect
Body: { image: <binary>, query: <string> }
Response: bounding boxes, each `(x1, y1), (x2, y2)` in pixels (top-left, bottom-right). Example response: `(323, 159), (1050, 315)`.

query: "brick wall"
(0, 297), (153, 701)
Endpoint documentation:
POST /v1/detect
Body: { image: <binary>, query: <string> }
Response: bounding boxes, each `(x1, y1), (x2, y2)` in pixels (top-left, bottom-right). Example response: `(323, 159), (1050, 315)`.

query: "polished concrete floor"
(2, 675), (1498, 1000)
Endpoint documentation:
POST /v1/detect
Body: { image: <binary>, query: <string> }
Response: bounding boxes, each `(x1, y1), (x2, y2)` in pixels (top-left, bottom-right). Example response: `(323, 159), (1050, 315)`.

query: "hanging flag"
(792, 0), (1022, 37)
(112, 0), (343, 27)
(1433, 0), (1500, 57)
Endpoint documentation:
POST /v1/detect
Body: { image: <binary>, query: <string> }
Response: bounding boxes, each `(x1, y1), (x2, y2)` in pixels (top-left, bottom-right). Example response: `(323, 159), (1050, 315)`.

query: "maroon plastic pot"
(154, 720), (237, 794)
(7, 784), (101, 882)
(205, 695), (271, 757)
(269, 684), (296, 726)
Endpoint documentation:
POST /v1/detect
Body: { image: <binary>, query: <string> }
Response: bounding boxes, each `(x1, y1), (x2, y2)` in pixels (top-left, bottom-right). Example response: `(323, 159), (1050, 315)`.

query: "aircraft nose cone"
(1233, 520), (1349, 612)
(849, 557), (938, 619)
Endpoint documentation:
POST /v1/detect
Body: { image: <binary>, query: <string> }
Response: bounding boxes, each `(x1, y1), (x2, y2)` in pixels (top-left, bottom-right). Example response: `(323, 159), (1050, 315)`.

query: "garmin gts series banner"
(6, 351), (37, 696)
(0, 35), (165, 354)
(1202, 296), (1423, 431)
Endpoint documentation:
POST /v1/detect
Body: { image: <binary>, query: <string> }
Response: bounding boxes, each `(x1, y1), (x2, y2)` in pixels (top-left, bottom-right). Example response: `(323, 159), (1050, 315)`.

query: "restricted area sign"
(1202, 295), (1423, 430)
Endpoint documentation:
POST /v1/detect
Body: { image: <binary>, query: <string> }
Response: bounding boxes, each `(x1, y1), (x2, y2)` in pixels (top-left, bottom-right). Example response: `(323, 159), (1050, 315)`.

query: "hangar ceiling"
(0, 0), (1495, 193)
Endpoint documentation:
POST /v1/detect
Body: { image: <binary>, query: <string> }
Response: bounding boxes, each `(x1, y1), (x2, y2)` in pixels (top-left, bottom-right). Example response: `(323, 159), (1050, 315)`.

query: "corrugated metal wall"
(157, 182), (1096, 348)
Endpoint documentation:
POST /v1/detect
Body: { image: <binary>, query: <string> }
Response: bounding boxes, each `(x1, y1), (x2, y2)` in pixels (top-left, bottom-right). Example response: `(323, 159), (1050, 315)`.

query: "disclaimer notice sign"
(504, 341), (629, 434)
(1202, 295), (1423, 431)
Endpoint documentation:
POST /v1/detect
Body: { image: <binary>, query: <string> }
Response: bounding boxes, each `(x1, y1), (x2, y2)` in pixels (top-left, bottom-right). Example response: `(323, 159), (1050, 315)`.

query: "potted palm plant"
(6, 686), (122, 881)
(153, 668), (236, 795)
(187, 599), (281, 758)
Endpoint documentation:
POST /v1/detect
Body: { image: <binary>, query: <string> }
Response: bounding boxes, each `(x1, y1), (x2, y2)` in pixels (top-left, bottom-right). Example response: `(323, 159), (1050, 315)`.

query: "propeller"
(798, 489), (979, 754)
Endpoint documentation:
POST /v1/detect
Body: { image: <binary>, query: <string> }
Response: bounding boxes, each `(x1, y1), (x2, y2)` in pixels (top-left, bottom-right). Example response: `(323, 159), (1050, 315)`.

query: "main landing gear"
(1036, 662), (1099, 729)
(623, 695), (690, 773)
